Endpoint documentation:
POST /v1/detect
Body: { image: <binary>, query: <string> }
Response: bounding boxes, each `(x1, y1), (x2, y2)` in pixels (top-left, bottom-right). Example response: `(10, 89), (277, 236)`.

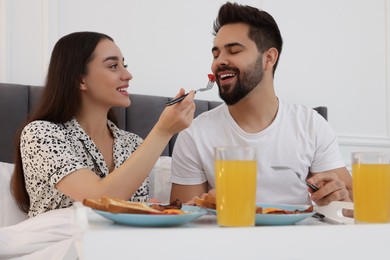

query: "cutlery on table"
(165, 74), (216, 106)
(271, 166), (325, 222)
(271, 166), (319, 191)
(271, 166), (355, 224)
(315, 201), (354, 224)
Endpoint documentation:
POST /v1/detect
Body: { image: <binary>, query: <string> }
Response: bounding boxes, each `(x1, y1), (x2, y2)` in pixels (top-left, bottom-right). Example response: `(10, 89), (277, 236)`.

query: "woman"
(11, 31), (195, 218)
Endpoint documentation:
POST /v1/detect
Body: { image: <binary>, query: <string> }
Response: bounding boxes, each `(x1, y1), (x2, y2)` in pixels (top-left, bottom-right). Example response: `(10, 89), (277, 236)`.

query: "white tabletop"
(77, 207), (390, 260)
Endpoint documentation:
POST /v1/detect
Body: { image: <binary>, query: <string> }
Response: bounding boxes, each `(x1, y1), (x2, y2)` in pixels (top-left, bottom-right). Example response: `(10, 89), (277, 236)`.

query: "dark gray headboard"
(0, 82), (327, 164)
(0, 83), (222, 163)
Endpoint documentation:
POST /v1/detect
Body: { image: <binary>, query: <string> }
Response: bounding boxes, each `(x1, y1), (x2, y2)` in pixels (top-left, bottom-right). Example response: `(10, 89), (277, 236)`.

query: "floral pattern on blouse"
(20, 117), (148, 217)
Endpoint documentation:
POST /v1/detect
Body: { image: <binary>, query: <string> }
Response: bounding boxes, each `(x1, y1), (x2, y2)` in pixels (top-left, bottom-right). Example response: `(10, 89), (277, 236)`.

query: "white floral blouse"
(20, 117), (148, 217)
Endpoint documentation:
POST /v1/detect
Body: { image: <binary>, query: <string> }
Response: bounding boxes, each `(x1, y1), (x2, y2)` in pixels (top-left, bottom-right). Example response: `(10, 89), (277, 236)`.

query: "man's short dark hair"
(213, 2), (283, 73)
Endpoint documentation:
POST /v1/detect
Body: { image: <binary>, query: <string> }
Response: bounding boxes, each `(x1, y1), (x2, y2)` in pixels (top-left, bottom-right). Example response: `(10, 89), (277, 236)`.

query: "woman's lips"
(117, 87), (129, 96)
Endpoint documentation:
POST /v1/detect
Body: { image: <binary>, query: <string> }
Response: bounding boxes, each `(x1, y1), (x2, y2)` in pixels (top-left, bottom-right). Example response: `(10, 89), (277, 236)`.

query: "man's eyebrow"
(211, 46), (219, 53)
(225, 42), (244, 48)
(212, 42), (244, 52)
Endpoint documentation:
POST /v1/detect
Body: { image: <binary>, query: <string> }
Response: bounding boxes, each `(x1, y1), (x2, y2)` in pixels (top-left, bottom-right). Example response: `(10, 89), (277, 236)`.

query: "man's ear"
(264, 48), (279, 71)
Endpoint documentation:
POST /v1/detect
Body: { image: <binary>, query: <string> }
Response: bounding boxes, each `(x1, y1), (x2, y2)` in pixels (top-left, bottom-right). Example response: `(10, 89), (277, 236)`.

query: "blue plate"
(255, 204), (315, 226)
(208, 204), (315, 226)
(93, 205), (207, 227)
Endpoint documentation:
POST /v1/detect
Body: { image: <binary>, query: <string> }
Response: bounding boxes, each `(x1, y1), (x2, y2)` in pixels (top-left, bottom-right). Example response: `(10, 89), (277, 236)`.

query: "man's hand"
(307, 167), (352, 206)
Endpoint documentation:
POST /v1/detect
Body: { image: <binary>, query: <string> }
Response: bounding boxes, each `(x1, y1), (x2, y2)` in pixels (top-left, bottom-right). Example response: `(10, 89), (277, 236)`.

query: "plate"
(93, 205), (207, 227)
(255, 204), (315, 226)
(207, 204), (315, 226)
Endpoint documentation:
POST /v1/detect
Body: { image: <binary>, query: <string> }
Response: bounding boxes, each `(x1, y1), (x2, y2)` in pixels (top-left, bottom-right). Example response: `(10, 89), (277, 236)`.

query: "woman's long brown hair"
(11, 32), (118, 213)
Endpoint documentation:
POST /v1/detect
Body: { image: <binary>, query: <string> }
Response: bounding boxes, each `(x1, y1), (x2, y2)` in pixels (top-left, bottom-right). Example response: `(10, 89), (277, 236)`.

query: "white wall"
(1, 0), (389, 167)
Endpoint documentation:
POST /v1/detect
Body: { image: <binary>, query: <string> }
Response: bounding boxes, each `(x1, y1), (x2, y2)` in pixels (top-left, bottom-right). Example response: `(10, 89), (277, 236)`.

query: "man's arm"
(170, 182), (208, 203)
(307, 167), (352, 206)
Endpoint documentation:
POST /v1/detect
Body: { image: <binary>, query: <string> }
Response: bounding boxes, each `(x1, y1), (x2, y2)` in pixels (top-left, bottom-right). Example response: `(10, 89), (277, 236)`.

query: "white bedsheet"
(0, 156), (173, 259)
(0, 203), (87, 260)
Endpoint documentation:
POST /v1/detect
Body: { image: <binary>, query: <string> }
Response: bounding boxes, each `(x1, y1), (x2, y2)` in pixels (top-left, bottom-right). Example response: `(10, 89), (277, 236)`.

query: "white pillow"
(149, 156), (172, 203)
(0, 162), (28, 227)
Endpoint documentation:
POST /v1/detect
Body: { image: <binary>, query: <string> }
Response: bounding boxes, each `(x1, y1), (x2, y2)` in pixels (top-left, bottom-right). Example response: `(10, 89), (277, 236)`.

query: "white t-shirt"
(170, 100), (345, 205)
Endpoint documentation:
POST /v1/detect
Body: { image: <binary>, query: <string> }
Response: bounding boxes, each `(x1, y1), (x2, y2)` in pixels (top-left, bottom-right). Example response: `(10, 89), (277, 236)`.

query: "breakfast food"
(83, 196), (185, 215)
(149, 198), (182, 211)
(208, 73), (216, 82)
(83, 197), (109, 212)
(160, 209), (185, 215)
(194, 194), (216, 209)
(194, 193), (314, 215)
(257, 205), (314, 214)
(195, 194), (263, 213)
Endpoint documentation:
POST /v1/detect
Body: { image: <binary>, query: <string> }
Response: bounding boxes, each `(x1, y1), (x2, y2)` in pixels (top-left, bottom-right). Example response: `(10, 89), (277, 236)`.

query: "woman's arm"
(56, 90), (195, 201)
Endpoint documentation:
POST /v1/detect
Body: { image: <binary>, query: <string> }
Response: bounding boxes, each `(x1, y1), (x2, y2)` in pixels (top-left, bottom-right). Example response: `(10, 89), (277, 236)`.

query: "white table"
(77, 207), (390, 260)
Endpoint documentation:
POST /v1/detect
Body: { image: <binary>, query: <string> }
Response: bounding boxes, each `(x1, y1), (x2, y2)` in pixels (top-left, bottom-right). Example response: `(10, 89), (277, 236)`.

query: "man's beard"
(218, 55), (264, 105)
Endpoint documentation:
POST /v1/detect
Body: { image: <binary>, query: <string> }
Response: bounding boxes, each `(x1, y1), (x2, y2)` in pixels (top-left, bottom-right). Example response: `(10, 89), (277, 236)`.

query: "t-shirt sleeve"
(311, 114), (346, 173)
(170, 129), (208, 185)
(20, 121), (88, 187)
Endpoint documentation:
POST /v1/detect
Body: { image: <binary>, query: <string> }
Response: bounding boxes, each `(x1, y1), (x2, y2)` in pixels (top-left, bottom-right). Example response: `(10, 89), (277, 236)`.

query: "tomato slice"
(208, 74), (216, 82)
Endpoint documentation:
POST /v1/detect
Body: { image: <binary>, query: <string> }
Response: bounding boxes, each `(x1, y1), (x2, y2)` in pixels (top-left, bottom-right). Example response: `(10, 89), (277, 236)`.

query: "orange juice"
(352, 164), (390, 223)
(215, 160), (257, 226)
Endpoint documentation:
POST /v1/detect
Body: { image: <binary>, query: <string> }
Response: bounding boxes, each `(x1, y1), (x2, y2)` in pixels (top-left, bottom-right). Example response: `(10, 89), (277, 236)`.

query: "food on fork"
(83, 196), (185, 215)
(165, 73), (216, 106)
(208, 73), (216, 82)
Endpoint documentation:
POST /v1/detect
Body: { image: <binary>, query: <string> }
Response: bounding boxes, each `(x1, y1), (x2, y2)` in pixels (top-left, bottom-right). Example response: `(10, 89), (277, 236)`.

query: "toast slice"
(83, 196), (163, 214)
(194, 194), (216, 209)
(103, 197), (163, 214)
(83, 198), (108, 211)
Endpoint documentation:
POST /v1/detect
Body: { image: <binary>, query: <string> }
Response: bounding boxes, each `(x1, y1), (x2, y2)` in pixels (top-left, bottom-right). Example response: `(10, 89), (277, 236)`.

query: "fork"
(165, 75), (215, 106)
(271, 166), (319, 191)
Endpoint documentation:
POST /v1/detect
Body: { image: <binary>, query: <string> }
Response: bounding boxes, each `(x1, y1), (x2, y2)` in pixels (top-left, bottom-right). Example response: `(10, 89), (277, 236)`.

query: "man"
(170, 2), (352, 206)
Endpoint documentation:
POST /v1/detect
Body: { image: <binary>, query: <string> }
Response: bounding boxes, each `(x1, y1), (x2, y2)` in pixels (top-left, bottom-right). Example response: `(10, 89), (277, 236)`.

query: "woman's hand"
(155, 88), (195, 137)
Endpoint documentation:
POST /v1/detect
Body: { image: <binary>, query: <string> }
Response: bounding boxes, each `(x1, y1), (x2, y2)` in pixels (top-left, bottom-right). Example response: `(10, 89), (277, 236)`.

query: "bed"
(0, 82), (327, 259)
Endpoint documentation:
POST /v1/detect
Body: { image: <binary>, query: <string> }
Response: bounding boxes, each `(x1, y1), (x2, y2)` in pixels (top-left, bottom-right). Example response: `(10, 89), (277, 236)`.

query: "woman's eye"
(123, 63), (128, 68)
(109, 64), (118, 69)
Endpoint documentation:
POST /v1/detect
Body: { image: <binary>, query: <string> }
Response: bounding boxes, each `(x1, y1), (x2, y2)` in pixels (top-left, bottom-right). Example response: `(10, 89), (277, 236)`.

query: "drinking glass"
(214, 146), (257, 227)
(352, 152), (390, 223)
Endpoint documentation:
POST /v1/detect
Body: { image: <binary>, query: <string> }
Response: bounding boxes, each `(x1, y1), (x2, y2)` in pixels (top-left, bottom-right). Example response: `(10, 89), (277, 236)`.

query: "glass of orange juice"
(352, 152), (390, 223)
(214, 146), (257, 227)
